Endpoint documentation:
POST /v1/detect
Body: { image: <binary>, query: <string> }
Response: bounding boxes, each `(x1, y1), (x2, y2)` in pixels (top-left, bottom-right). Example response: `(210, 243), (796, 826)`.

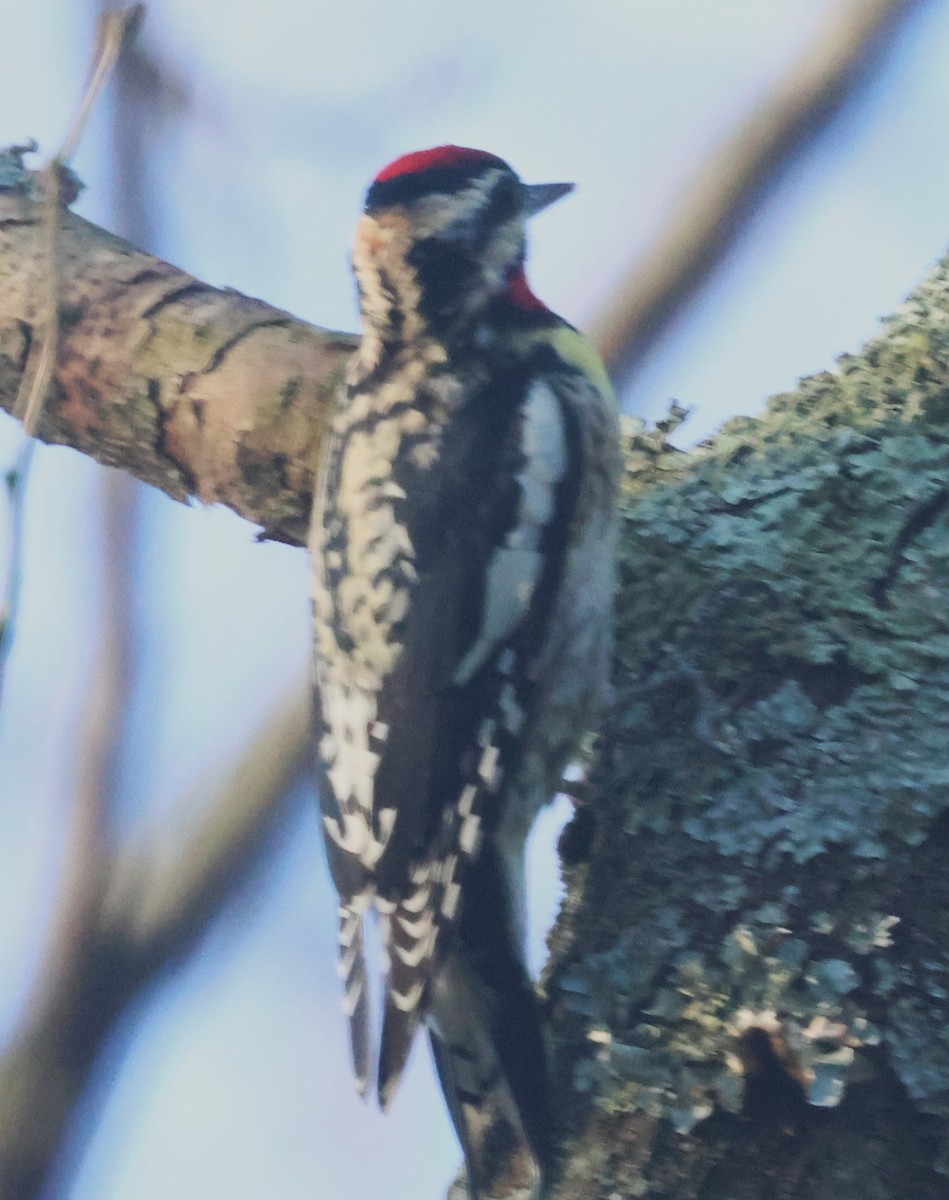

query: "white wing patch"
(454, 550), (541, 685)
(515, 383), (568, 530)
(453, 382), (568, 685)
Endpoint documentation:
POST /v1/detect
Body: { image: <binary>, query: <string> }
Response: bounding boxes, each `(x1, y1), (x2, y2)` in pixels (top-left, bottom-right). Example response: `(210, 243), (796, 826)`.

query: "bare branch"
(590, 0), (928, 389)
(0, 681), (310, 1200)
(105, 680), (312, 973)
(0, 437), (33, 703)
(0, 166), (356, 545)
(33, 473), (138, 993)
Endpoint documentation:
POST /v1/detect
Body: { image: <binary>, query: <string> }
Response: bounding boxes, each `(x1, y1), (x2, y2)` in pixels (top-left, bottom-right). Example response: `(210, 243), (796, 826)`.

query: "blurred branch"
(590, 0), (927, 390)
(0, 471), (140, 1200)
(104, 682), (312, 975)
(0, 681), (310, 1200)
(0, 14), (314, 1198)
(36, 473), (138, 1015)
(0, 438), (32, 706)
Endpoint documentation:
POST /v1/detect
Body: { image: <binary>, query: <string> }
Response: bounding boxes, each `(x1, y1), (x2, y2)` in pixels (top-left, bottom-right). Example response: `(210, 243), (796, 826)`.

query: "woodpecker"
(310, 145), (619, 1197)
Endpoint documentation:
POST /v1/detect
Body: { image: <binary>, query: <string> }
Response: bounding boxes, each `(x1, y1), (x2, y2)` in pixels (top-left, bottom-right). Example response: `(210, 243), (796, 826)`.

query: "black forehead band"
(365, 164), (510, 213)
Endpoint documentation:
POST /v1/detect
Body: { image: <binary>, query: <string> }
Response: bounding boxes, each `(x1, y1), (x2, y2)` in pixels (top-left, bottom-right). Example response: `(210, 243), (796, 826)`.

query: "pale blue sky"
(1, 2), (948, 1198)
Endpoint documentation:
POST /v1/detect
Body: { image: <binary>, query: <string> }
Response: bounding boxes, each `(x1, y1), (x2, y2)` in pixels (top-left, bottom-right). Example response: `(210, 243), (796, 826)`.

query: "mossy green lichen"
(563, 902), (887, 1132)
(550, 257), (949, 1163)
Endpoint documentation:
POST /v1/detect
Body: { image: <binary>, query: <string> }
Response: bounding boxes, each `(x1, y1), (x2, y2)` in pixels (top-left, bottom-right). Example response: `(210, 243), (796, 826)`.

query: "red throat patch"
(374, 145), (508, 184)
(505, 264), (550, 314)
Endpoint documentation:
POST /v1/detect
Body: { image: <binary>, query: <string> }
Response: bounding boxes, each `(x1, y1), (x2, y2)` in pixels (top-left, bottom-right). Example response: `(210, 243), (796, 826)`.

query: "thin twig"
(105, 682), (312, 969)
(32, 473), (139, 1004)
(16, 5), (144, 437)
(0, 439), (33, 707)
(61, 7), (145, 166)
(590, 0), (927, 390)
(2, 6), (146, 703)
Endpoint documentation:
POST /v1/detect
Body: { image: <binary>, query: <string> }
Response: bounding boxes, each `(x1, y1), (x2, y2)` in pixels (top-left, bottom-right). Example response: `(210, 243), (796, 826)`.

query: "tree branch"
(0, 0), (926, 548)
(541, 258), (949, 1198)
(0, 682), (310, 1200)
(0, 160), (355, 544)
(590, 0), (928, 389)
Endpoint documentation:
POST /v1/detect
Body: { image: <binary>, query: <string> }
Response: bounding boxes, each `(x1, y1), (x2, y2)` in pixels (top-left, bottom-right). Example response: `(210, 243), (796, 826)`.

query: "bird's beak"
(522, 181), (574, 217)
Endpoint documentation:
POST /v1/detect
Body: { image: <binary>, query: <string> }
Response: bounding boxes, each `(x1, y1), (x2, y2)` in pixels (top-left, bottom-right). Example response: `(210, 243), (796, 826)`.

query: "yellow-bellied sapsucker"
(310, 145), (619, 1197)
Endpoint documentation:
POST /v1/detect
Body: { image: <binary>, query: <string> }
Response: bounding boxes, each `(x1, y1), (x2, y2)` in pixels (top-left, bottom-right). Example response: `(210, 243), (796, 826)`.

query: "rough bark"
(540, 262), (949, 1198)
(0, 162), (355, 545)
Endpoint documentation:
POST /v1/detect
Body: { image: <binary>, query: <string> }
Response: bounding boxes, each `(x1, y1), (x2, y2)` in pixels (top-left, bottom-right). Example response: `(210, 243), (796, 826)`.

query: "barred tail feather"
(377, 990), (426, 1110)
(427, 844), (554, 1197)
(427, 951), (553, 1198)
(337, 905), (371, 1096)
(376, 883), (440, 1108)
(428, 1011), (498, 1199)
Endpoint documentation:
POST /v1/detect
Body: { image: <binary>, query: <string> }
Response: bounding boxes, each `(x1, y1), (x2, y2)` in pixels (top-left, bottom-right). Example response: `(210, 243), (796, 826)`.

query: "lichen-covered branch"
(539, 260), (949, 1198)
(0, 156), (356, 545)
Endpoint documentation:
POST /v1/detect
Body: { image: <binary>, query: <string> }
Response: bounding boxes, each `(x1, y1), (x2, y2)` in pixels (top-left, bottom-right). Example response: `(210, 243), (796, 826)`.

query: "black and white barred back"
(310, 146), (619, 1197)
